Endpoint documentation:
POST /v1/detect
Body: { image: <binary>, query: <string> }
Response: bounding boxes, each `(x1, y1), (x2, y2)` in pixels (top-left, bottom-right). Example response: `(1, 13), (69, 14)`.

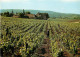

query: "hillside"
(0, 9), (80, 19)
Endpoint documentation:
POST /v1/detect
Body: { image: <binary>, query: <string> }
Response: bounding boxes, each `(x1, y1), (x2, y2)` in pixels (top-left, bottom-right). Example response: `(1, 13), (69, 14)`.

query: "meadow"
(0, 16), (80, 57)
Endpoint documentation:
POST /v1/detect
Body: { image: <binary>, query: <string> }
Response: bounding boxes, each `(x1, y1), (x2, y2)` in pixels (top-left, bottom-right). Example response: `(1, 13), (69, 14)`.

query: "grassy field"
(0, 17), (80, 57)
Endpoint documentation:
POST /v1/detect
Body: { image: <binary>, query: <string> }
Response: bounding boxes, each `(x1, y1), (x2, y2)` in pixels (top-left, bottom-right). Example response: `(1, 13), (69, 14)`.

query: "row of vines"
(0, 17), (80, 57)
(49, 21), (80, 57)
(0, 17), (47, 57)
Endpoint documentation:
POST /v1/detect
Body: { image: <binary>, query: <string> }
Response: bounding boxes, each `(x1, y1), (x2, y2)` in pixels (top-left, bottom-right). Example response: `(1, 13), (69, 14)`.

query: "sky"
(0, 0), (80, 14)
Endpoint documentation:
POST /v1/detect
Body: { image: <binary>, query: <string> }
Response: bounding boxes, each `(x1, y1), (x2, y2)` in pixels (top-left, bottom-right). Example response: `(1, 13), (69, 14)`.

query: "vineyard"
(0, 17), (80, 57)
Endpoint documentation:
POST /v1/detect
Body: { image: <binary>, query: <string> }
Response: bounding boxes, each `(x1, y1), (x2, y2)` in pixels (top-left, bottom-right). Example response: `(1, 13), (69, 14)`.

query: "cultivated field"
(0, 17), (80, 57)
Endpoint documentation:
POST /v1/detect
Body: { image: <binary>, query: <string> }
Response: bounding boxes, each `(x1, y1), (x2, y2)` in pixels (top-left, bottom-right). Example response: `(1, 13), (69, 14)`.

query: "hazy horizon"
(0, 0), (80, 14)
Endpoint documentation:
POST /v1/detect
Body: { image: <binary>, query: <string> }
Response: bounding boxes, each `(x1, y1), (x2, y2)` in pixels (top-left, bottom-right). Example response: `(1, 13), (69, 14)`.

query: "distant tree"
(74, 15), (80, 19)
(9, 10), (14, 17)
(23, 9), (25, 14)
(9, 13), (13, 17)
(45, 13), (49, 19)
(19, 13), (24, 18)
(36, 13), (49, 20)
(4, 11), (9, 17)
(25, 11), (31, 14)
(1, 13), (4, 16)
(1, 10), (14, 17)
(12, 10), (14, 14)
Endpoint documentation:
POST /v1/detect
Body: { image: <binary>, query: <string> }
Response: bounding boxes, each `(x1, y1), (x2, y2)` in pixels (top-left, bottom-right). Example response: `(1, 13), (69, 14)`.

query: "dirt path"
(36, 38), (52, 57)
(35, 22), (52, 57)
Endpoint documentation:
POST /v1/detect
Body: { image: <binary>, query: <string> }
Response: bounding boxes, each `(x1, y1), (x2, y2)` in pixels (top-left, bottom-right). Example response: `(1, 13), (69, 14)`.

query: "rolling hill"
(0, 9), (80, 19)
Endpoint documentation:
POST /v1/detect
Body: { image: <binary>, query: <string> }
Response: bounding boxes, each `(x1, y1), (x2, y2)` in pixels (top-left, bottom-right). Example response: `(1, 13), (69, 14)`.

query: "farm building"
(36, 12), (49, 20)
(25, 14), (36, 19)
(13, 15), (19, 18)
(12, 12), (49, 19)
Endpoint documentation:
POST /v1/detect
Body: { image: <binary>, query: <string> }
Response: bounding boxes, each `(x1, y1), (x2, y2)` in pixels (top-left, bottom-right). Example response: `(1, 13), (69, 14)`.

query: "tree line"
(1, 9), (49, 20)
